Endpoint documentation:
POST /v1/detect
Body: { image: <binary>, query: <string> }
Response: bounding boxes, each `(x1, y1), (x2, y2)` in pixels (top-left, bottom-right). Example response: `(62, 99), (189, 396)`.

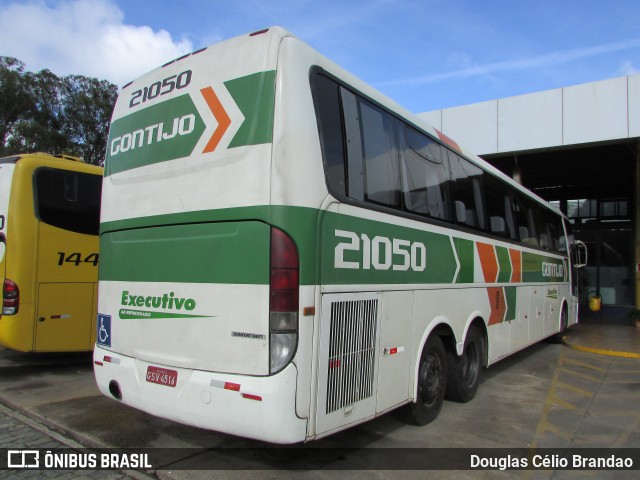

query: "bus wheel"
(405, 335), (446, 426)
(445, 326), (483, 403)
(548, 306), (568, 344)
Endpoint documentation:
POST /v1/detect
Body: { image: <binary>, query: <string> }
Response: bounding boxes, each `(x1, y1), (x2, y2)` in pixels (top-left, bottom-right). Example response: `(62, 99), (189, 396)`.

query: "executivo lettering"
(118, 289), (211, 319)
(121, 290), (196, 310)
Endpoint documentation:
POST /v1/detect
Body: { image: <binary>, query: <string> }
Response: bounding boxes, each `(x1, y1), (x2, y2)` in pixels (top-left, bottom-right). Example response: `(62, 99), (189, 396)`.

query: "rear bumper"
(93, 345), (308, 444)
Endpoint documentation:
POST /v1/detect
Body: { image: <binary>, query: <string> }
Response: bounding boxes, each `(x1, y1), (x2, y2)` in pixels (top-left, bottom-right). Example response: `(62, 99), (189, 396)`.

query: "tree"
(63, 75), (118, 165)
(9, 68), (68, 155)
(0, 57), (117, 165)
(0, 57), (31, 154)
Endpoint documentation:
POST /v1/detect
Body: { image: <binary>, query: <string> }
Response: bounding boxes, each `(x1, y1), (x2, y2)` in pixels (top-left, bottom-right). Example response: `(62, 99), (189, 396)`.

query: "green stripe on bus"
(226, 71), (276, 148)
(522, 252), (566, 283)
(455, 238), (474, 284)
(504, 286), (517, 321)
(319, 212), (457, 285)
(104, 71), (275, 177)
(100, 206), (567, 287)
(105, 94), (206, 176)
(496, 246), (512, 283)
(100, 205), (320, 285)
(99, 221), (271, 284)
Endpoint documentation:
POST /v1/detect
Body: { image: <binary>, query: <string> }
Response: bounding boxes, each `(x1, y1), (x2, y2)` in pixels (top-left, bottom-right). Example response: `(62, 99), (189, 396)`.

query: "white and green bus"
(94, 27), (586, 444)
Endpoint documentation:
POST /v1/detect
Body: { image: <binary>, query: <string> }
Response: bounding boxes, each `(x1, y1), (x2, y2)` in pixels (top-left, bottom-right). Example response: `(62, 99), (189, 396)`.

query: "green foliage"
(0, 57), (117, 166)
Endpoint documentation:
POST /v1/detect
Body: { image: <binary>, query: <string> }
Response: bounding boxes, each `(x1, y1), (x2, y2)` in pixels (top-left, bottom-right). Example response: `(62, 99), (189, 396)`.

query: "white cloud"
(620, 60), (638, 76)
(379, 37), (640, 87)
(0, 0), (193, 86)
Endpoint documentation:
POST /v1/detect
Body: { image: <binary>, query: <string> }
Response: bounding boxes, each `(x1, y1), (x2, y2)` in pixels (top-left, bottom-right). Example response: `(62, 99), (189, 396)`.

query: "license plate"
(146, 366), (177, 388)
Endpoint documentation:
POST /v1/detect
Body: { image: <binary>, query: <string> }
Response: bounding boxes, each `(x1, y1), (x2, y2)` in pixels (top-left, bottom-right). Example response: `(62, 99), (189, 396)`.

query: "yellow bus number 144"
(56, 252), (99, 267)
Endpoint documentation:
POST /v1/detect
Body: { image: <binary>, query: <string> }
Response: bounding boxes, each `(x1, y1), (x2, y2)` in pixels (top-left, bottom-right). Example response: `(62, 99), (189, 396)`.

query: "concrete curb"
(0, 400), (157, 480)
(562, 337), (640, 359)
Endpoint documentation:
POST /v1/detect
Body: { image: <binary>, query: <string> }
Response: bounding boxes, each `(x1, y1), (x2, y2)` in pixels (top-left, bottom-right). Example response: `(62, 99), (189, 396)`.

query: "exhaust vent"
(325, 298), (378, 414)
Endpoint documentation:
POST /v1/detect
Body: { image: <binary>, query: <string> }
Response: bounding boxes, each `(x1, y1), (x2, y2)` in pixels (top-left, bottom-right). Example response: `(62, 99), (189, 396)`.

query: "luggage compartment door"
(35, 283), (94, 351)
(316, 292), (381, 436)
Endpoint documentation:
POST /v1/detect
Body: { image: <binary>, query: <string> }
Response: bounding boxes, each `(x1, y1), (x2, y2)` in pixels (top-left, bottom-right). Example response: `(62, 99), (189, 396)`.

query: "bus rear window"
(34, 168), (102, 235)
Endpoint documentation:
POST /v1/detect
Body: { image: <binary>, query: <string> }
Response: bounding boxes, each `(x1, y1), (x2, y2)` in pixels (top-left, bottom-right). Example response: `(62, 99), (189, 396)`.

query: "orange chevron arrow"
(487, 287), (507, 325)
(200, 86), (231, 153)
(476, 242), (498, 283)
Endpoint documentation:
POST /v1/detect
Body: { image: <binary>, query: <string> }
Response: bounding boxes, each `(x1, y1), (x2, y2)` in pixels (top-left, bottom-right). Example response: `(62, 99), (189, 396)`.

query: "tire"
(548, 306), (568, 344)
(445, 326), (483, 403)
(405, 335), (447, 426)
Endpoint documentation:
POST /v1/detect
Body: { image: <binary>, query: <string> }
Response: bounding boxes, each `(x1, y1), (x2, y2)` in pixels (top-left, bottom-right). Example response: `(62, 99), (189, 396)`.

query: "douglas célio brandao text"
(470, 453), (634, 470)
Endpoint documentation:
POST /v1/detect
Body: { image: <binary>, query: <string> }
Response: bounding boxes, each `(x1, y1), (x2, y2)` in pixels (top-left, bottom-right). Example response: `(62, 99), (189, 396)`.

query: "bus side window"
(449, 154), (485, 230)
(542, 209), (565, 253)
(358, 101), (401, 209)
(504, 195), (517, 240)
(400, 126), (452, 221)
(556, 217), (568, 253)
(310, 73), (347, 198)
(557, 214), (566, 252)
(513, 198), (538, 248)
(340, 88), (365, 202)
(484, 176), (515, 239)
(532, 207), (554, 250)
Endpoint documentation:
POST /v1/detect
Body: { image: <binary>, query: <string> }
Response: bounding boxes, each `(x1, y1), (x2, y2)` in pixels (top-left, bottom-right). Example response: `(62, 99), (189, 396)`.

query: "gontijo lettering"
(542, 262), (564, 278)
(121, 290), (196, 311)
(109, 114), (196, 157)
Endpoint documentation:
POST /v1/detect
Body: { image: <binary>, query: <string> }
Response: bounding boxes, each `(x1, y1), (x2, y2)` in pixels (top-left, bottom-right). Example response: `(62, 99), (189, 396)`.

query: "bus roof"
(0, 152), (100, 167)
(1, 152), (74, 163)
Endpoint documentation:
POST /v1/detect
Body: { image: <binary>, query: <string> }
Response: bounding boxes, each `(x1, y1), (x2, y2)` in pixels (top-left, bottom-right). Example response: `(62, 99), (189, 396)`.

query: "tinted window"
(449, 154), (485, 230)
(484, 177), (516, 239)
(536, 208), (553, 250)
(512, 197), (538, 247)
(543, 208), (566, 252)
(309, 71), (568, 256)
(310, 74), (347, 197)
(400, 126), (452, 221)
(359, 101), (401, 208)
(34, 168), (102, 235)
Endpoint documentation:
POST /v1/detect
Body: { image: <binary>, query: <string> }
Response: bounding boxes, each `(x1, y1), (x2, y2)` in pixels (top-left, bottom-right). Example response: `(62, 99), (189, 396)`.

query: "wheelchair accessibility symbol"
(97, 314), (111, 347)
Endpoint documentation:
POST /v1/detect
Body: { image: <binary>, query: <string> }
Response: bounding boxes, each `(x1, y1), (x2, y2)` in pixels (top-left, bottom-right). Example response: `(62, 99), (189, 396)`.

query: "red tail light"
(3, 278), (19, 315)
(269, 228), (299, 374)
(269, 228), (299, 313)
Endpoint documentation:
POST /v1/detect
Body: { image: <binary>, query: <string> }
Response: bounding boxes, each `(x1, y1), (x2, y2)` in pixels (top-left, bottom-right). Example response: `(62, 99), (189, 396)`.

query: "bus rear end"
(0, 154), (101, 352)
(93, 28), (307, 443)
(0, 159), (16, 343)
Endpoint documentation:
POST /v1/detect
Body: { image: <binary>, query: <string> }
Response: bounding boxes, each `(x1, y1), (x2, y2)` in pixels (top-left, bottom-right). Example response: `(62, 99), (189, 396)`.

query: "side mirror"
(574, 240), (587, 268)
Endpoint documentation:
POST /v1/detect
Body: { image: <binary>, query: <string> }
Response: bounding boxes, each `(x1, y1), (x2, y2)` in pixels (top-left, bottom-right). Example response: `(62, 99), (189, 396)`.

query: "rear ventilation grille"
(326, 299), (378, 414)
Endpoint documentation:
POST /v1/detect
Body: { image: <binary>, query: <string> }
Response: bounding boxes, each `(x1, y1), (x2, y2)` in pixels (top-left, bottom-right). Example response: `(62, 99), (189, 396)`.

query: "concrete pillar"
(636, 141), (640, 309)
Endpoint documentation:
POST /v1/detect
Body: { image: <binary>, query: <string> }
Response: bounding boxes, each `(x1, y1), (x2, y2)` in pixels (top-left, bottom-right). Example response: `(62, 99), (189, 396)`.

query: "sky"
(0, 0), (639, 113)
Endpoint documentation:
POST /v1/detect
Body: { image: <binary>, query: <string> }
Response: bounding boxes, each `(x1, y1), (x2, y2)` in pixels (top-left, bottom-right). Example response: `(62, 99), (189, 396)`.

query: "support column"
(636, 141), (640, 309)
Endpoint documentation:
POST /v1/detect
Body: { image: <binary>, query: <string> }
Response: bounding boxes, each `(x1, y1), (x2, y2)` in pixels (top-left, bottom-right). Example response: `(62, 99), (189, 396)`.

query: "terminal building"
(420, 73), (640, 321)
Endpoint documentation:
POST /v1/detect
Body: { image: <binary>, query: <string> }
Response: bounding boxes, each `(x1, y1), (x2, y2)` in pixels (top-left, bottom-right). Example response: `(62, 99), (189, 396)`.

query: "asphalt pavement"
(0, 321), (638, 479)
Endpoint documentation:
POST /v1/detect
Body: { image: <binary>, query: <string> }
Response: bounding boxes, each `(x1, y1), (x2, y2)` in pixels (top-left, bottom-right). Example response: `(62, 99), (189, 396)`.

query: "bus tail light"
(3, 279), (19, 315)
(269, 227), (299, 374)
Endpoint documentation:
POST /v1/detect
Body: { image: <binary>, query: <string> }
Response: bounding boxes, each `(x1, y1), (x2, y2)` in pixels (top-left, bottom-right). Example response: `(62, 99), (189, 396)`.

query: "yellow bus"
(0, 152), (102, 352)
